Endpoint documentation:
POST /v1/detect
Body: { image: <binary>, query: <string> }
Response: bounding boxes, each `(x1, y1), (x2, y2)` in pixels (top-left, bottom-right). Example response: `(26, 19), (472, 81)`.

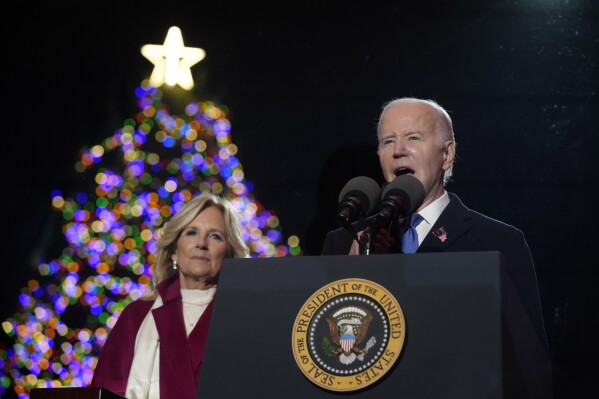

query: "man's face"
(377, 102), (454, 208)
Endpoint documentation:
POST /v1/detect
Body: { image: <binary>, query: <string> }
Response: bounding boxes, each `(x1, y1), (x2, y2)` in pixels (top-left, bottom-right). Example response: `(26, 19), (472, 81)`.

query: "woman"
(91, 193), (249, 399)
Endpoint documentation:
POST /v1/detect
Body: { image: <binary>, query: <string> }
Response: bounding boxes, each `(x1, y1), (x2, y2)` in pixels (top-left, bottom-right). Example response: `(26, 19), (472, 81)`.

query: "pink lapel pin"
(432, 227), (448, 243)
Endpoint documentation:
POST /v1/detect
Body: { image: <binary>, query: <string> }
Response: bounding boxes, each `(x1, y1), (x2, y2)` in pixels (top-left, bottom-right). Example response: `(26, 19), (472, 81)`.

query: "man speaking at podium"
(321, 97), (548, 348)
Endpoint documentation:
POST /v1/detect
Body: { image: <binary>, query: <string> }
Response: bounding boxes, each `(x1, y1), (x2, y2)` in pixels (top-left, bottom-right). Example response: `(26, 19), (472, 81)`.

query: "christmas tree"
(0, 27), (302, 398)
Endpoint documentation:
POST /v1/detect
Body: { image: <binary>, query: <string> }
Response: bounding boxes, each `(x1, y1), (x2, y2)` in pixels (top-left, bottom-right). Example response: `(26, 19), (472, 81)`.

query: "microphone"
(336, 176), (381, 229)
(373, 175), (425, 226)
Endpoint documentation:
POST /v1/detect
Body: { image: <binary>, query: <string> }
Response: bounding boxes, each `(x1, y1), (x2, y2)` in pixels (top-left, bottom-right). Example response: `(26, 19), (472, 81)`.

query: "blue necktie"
(402, 213), (423, 254)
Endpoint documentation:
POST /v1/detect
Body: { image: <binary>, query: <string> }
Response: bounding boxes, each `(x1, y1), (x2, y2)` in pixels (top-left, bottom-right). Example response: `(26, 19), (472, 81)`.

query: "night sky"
(3, 1), (598, 397)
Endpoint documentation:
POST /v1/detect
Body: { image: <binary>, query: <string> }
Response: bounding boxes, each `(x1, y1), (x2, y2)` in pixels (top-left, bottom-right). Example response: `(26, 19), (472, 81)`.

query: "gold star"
(141, 26), (206, 90)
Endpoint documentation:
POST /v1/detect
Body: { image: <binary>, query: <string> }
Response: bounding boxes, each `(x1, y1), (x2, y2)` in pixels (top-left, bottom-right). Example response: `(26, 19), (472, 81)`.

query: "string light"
(0, 80), (302, 398)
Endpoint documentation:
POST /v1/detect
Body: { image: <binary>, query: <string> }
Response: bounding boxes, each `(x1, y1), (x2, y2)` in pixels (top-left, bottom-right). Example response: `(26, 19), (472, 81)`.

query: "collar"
(181, 287), (217, 305)
(156, 273), (182, 304)
(418, 191), (450, 228)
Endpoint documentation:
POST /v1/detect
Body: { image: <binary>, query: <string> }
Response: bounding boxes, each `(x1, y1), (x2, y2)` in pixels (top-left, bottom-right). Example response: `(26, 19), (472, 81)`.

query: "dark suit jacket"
(91, 273), (214, 399)
(322, 192), (548, 348)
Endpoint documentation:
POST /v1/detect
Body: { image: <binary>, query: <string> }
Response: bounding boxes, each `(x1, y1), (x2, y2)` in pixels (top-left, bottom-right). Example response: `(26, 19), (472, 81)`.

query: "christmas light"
(0, 81), (302, 397)
(141, 26), (206, 90)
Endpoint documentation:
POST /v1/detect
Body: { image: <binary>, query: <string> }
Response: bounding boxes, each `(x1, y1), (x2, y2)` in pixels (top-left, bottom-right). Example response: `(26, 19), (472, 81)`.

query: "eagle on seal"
(326, 306), (373, 364)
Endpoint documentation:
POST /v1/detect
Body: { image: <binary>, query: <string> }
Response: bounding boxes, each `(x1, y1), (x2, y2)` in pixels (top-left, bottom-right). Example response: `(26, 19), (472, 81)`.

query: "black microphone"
(336, 176), (381, 229)
(374, 175), (425, 226)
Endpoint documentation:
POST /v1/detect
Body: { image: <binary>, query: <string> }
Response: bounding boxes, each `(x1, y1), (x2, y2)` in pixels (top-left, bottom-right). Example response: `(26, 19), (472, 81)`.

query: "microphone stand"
(340, 217), (377, 255)
(339, 211), (395, 255)
(360, 213), (388, 255)
(361, 230), (371, 255)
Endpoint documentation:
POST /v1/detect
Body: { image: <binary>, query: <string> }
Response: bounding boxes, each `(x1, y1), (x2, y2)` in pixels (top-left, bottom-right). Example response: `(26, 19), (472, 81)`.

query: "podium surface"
(196, 252), (551, 398)
(30, 387), (125, 399)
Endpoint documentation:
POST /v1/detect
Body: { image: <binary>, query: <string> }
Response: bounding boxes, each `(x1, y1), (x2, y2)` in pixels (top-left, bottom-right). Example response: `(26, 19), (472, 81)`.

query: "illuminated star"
(141, 26), (206, 90)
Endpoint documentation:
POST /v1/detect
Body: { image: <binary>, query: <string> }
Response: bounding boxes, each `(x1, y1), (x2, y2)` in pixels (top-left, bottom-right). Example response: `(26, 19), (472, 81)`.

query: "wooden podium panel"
(30, 387), (125, 399)
(196, 252), (552, 398)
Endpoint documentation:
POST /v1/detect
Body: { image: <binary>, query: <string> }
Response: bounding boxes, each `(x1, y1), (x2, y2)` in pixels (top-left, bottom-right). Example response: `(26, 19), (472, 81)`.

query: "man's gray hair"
(377, 97), (456, 185)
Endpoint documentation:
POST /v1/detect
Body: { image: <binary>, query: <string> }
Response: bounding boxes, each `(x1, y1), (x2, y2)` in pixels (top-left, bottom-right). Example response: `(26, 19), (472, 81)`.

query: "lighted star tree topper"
(141, 26), (206, 90)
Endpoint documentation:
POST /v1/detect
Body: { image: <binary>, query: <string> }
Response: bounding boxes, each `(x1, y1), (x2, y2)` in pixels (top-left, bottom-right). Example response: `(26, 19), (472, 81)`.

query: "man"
(321, 97), (547, 348)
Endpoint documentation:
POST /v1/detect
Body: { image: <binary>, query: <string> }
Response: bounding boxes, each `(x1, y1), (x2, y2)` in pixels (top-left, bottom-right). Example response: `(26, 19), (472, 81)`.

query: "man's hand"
(371, 228), (395, 254)
(349, 228), (395, 255)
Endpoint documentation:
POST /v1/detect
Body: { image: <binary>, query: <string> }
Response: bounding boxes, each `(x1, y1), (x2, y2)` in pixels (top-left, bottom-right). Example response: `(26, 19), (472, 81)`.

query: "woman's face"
(172, 205), (228, 289)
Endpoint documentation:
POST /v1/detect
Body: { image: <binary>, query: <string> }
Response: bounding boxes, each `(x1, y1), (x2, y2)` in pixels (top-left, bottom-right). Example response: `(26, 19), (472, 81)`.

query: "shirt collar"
(418, 190), (450, 228)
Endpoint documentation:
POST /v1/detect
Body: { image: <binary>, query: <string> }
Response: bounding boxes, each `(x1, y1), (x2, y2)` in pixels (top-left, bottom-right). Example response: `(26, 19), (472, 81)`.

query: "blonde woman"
(92, 193), (249, 399)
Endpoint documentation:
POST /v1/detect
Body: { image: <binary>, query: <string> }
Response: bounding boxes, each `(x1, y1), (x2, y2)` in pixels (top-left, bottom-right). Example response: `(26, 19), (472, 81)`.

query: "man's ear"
(442, 141), (455, 170)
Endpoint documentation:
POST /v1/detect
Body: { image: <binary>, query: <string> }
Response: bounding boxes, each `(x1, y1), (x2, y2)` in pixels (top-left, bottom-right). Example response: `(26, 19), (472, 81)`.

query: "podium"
(30, 387), (125, 399)
(196, 252), (552, 398)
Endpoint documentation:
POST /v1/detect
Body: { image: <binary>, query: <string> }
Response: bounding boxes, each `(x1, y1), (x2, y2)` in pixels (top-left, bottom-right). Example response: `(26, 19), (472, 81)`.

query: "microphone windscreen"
(338, 176), (381, 216)
(381, 175), (425, 215)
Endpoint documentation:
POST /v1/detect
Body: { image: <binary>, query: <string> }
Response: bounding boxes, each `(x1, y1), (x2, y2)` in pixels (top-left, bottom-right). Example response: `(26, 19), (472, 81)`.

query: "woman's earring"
(172, 261), (178, 270)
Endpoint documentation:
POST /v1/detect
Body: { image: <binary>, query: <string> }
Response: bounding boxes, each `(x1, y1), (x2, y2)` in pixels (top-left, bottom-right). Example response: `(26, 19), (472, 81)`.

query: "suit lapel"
(152, 275), (197, 398)
(418, 193), (471, 252)
(188, 299), (215, 375)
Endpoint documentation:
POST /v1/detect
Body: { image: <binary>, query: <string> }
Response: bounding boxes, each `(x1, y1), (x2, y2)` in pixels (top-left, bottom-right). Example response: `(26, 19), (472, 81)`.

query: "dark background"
(3, 1), (598, 397)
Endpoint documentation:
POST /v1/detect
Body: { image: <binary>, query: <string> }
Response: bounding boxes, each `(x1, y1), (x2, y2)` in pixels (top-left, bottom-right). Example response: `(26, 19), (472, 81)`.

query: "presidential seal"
(291, 278), (405, 392)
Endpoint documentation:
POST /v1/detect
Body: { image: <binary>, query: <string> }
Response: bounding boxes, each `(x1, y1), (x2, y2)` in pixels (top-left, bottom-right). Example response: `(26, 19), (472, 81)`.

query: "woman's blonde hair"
(144, 193), (249, 300)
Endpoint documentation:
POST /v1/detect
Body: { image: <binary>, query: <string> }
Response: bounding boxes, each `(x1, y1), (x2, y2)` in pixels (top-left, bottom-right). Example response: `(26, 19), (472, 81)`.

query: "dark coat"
(322, 192), (548, 348)
(90, 273), (214, 399)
